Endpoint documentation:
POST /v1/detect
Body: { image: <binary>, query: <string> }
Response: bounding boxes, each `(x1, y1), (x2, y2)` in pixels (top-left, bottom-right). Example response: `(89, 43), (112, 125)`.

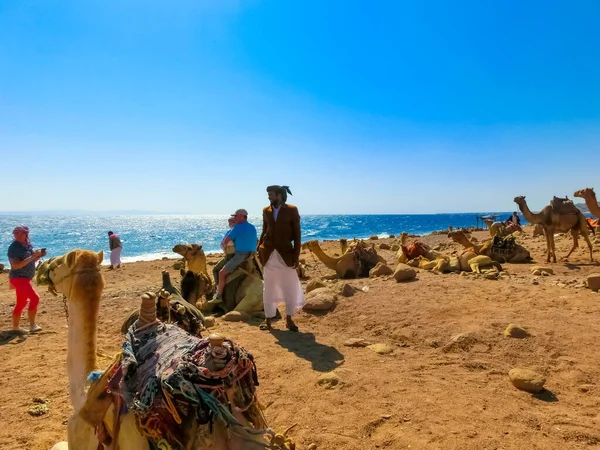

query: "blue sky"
(1, 0), (599, 215)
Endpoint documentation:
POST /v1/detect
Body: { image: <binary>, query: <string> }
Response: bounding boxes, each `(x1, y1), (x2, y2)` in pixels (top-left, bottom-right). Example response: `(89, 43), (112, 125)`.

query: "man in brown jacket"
(258, 185), (305, 331)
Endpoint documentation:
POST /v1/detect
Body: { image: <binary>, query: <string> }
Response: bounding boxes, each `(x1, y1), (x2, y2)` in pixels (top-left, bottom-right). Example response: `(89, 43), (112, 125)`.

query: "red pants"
(9, 278), (40, 316)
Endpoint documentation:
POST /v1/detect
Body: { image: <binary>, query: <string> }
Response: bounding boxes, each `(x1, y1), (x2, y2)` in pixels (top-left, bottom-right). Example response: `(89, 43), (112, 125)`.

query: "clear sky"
(1, 1), (599, 215)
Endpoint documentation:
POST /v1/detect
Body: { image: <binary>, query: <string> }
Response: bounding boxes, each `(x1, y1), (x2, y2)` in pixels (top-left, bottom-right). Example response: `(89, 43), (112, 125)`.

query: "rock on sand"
(509, 368), (546, 393)
(504, 324), (529, 339)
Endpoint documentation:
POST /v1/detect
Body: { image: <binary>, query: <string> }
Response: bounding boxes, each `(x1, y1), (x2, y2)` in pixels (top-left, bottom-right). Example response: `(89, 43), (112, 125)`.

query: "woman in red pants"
(7, 226), (46, 334)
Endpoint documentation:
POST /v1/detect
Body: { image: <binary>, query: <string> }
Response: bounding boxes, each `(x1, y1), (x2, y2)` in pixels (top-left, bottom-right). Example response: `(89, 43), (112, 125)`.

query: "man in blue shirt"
(212, 209), (257, 301)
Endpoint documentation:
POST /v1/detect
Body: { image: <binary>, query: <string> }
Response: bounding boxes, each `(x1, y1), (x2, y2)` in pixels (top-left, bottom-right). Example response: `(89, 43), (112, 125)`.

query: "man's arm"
(291, 207), (301, 265)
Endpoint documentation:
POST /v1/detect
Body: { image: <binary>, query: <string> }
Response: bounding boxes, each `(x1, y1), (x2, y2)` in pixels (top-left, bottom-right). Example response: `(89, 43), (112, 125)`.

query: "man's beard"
(270, 200), (281, 207)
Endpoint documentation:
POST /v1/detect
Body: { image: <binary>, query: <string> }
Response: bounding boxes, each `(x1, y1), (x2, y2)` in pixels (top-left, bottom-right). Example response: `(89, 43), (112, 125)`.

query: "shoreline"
(84, 227), (494, 267)
(1, 226), (492, 268)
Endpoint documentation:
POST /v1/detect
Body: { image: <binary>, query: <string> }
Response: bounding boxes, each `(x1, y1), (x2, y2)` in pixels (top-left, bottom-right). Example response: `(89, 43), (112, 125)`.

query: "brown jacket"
(258, 203), (301, 267)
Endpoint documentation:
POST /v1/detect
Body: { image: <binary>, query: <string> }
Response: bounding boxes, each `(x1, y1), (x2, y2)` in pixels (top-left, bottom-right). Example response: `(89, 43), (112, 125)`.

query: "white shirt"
(273, 205), (281, 221)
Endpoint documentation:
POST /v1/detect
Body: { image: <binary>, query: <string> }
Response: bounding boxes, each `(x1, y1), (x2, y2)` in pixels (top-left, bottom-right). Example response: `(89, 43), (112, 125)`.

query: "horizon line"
(0, 209), (531, 216)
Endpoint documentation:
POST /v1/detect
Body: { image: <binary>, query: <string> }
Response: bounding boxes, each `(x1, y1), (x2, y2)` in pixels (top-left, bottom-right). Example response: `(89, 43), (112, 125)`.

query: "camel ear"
(66, 250), (77, 268)
(97, 250), (104, 266)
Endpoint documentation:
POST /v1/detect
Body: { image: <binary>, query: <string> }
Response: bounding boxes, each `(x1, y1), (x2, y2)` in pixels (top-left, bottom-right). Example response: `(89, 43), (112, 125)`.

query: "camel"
(36, 250), (293, 450)
(448, 230), (532, 263)
(172, 243), (209, 275)
(483, 220), (521, 238)
(203, 255), (265, 316)
(397, 232), (442, 263)
(395, 232), (502, 274)
(120, 270), (206, 335)
(514, 196), (593, 263)
(172, 243), (214, 296)
(574, 187), (600, 227)
(302, 238), (386, 278)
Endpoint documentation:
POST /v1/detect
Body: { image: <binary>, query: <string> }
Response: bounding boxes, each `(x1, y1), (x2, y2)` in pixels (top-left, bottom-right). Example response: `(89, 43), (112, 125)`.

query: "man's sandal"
(286, 321), (299, 332)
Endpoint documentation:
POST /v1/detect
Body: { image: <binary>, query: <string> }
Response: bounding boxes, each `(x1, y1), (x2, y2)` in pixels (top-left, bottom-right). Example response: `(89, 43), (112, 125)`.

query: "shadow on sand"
(270, 329), (344, 372)
(0, 330), (28, 346)
(533, 389), (559, 403)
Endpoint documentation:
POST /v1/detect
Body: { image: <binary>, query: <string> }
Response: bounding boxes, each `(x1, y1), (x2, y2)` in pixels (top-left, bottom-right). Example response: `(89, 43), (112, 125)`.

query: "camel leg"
(581, 224), (594, 262)
(543, 230), (552, 263)
(565, 230), (579, 260)
(551, 234), (558, 263)
(547, 232), (557, 263)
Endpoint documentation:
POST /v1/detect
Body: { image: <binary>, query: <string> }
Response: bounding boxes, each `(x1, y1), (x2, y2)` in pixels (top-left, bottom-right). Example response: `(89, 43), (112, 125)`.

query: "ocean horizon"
(0, 212), (523, 266)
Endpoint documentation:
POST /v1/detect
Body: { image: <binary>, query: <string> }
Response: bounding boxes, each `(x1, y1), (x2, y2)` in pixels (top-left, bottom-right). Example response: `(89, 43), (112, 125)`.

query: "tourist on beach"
(108, 231), (122, 269)
(211, 217), (236, 290)
(211, 209), (258, 302)
(257, 185), (304, 332)
(7, 226), (46, 334)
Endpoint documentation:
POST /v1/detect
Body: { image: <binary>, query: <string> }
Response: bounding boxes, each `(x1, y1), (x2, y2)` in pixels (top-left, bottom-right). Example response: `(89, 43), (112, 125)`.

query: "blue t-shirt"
(227, 221), (258, 253)
(7, 241), (36, 279)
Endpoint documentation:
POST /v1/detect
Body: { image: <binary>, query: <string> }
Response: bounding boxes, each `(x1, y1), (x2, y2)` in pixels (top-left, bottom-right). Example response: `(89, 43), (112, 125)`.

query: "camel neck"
(67, 294), (100, 411)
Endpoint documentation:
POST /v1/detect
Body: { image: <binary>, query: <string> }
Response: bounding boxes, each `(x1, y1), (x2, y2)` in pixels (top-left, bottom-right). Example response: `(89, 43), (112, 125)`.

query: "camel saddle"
(491, 235), (516, 256)
(550, 196), (581, 215)
(352, 244), (380, 277)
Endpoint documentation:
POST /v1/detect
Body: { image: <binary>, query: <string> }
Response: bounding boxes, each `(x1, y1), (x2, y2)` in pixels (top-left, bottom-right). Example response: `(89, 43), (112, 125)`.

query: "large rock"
(531, 266), (553, 276)
(393, 264), (417, 282)
(369, 235), (379, 240)
(317, 371), (344, 389)
(509, 368), (546, 393)
(367, 343), (394, 355)
(391, 244), (400, 252)
(337, 282), (356, 297)
(379, 243), (391, 250)
(203, 316), (216, 328)
(222, 311), (251, 322)
(587, 274), (600, 291)
(369, 262), (393, 278)
(303, 288), (336, 311)
(344, 338), (370, 347)
(306, 279), (327, 293)
(504, 324), (529, 339)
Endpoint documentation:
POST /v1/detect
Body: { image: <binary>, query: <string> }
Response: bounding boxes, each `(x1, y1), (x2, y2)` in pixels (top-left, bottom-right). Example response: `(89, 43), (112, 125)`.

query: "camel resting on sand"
(448, 230), (532, 263)
(302, 238), (385, 278)
(397, 233), (502, 274)
(36, 250), (296, 450)
(120, 270), (206, 335)
(514, 196), (593, 263)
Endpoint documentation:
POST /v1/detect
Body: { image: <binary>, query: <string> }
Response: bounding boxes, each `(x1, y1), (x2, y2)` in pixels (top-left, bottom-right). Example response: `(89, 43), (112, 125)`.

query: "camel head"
(574, 187), (594, 199)
(400, 231), (408, 246)
(447, 230), (464, 241)
(301, 240), (319, 251)
(513, 196), (526, 207)
(172, 243), (204, 259)
(36, 249), (104, 297)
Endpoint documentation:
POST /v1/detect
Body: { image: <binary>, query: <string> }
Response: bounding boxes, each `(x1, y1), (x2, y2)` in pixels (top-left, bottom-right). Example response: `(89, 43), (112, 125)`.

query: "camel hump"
(551, 196), (581, 215)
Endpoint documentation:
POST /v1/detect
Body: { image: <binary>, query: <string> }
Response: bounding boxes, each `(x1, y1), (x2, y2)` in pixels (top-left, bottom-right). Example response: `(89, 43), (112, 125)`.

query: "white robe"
(110, 247), (122, 266)
(263, 250), (304, 318)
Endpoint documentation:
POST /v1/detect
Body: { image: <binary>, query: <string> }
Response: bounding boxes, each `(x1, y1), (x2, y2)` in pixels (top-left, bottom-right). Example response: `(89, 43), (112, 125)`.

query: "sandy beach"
(2, 226), (600, 450)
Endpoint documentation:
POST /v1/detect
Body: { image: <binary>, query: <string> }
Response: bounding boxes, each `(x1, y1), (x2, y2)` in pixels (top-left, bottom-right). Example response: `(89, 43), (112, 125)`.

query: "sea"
(0, 213), (522, 266)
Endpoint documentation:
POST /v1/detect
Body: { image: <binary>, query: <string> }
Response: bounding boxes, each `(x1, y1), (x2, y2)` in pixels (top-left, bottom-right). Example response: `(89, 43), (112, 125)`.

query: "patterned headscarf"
(13, 226), (30, 244)
(266, 185), (293, 203)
